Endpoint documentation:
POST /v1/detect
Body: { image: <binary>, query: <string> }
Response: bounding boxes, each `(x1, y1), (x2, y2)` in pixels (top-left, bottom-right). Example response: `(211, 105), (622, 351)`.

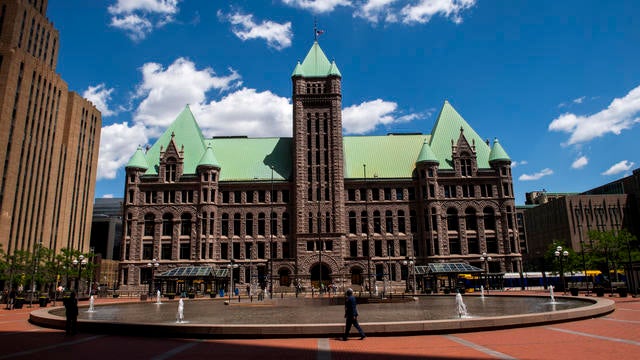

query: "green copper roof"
(126, 146), (149, 170)
(416, 139), (439, 164)
(343, 135), (427, 178)
(489, 138), (511, 162)
(197, 145), (220, 169)
(143, 105), (206, 175)
(204, 137), (291, 181)
(292, 41), (341, 78)
(429, 101), (492, 170)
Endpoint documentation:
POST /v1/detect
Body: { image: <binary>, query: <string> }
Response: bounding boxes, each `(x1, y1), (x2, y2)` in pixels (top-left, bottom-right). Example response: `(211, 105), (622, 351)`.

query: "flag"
(316, 29), (325, 37)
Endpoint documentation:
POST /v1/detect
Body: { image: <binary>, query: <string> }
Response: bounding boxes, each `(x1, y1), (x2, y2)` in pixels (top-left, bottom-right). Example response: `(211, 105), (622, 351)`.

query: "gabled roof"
(126, 146), (149, 170)
(429, 101), (492, 170)
(143, 105), (206, 175)
(292, 41), (341, 78)
(489, 138), (511, 162)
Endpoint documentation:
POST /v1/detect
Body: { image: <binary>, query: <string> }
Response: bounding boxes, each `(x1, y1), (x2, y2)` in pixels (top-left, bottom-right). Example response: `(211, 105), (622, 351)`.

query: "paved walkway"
(1, 291), (639, 359)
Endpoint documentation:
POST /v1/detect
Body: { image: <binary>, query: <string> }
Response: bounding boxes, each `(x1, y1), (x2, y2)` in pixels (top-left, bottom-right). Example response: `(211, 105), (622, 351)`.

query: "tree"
(586, 229), (640, 285)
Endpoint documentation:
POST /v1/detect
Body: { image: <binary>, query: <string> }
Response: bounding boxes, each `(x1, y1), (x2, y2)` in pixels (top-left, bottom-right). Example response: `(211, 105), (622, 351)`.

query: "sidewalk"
(1, 291), (638, 359)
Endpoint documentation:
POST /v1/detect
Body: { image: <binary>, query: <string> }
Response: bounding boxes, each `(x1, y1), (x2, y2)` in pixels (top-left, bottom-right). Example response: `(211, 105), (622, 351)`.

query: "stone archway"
(310, 263), (332, 289)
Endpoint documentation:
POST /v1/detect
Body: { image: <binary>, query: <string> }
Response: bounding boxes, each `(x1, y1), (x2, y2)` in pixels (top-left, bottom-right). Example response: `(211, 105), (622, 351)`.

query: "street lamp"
(227, 261), (238, 302)
(480, 252), (492, 292)
(147, 259), (159, 296)
(403, 257), (415, 294)
(555, 246), (569, 293)
(72, 255), (87, 294)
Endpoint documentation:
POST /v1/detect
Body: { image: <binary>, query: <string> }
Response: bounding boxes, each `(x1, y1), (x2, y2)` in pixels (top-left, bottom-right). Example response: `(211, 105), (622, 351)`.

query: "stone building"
(120, 41), (519, 293)
(0, 0), (101, 256)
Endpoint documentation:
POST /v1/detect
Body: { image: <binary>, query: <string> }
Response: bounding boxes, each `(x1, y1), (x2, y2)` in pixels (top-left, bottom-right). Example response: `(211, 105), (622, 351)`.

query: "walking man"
(343, 288), (366, 340)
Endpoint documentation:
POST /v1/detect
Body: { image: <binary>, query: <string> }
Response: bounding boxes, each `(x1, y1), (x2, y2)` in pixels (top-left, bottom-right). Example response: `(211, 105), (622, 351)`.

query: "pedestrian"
(343, 288), (365, 341)
(8, 288), (16, 310)
(63, 291), (79, 335)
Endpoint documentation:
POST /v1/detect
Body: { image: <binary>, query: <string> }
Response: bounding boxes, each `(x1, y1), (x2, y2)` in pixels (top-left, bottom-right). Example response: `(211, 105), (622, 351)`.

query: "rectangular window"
(307, 241), (314, 251)
(408, 188), (415, 200)
(372, 189), (380, 201)
(350, 241), (357, 257)
(246, 191), (254, 203)
(400, 240), (407, 256)
(348, 189), (356, 201)
(233, 243), (240, 259)
(234, 191), (241, 203)
(142, 244), (153, 260)
(375, 240), (382, 256)
(384, 188), (392, 200)
(161, 244), (172, 260)
(221, 243), (228, 259)
(258, 242), (265, 258)
(258, 191), (265, 202)
(179, 243), (190, 259)
(164, 191), (175, 203)
(222, 191), (230, 203)
(282, 190), (290, 203)
(396, 188), (404, 200)
(362, 240), (369, 257)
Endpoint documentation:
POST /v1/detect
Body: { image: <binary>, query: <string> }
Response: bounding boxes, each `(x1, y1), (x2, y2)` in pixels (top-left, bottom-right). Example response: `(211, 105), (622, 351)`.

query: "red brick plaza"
(1, 291), (639, 360)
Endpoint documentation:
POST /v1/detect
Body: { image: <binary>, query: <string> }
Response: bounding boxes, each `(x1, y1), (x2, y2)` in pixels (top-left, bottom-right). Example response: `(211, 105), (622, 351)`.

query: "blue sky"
(47, 0), (640, 204)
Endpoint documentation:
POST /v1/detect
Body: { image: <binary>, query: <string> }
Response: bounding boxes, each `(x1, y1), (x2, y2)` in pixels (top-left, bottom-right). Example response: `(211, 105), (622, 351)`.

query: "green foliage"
(543, 240), (580, 274)
(586, 229), (640, 278)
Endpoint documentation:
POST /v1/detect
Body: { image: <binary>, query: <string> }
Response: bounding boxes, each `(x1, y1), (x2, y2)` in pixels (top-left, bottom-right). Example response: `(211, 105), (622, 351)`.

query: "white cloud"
(281, 0), (352, 13)
(399, 0), (477, 24)
(573, 96), (586, 104)
(97, 122), (148, 180)
(571, 156), (588, 169)
(354, 0), (398, 23)
(342, 99), (422, 134)
(548, 85), (640, 145)
(219, 11), (293, 50)
(134, 58), (242, 130)
(108, 0), (180, 41)
(518, 168), (553, 181)
(83, 84), (117, 117)
(196, 88), (292, 138)
(510, 160), (527, 168)
(601, 160), (635, 176)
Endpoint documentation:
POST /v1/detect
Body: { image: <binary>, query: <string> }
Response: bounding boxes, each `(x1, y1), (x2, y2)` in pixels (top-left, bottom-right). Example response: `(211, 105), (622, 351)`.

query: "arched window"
(398, 210), (406, 233)
(162, 213), (173, 236)
(144, 213), (155, 237)
(361, 211), (368, 234)
(385, 210), (394, 233)
(465, 207), (477, 230)
(258, 213), (265, 235)
(181, 213), (192, 236)
(246, 213), (254, 237)
(349, 211), (357, 234)
(373, 210), (381, 234)
(233, 213), (241, 236)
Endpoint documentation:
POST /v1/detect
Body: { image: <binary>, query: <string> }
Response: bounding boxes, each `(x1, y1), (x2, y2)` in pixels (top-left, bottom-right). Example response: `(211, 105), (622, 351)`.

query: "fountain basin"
(29, 295), (614, 339)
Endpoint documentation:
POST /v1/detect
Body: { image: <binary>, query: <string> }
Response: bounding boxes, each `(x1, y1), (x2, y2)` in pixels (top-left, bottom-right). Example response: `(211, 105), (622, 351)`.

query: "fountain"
(87, 295), (95, 312)
(455, 292), (469, 318)
(156, 290), (162, 304)
(480, 285), (485, 299)
(549, 285), (558, 304)
(176, 298), (184, 323)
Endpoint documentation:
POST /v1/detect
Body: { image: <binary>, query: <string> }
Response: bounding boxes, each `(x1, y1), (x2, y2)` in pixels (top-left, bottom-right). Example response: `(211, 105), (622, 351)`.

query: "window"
(400, 240), (407, 256)
(145, 191), (157, 204)
(221, 213), (229, 236)
(182, 190), (193, 203)
(480, 184), (493, 197)
(408, 188), (415, 200)
(246, 191), (254, 203)
(372, 189), (380, 201)
(161, 243), (171, 259)
(142, 243), (153, 260)
(460, 157), (472, 177)
(179, 243), (190, 259)
(444, 185), (455, 198)
(396, 188), (404, 200)
(233, 213), (241, 236)
(385, 210), (393, 233)
(221, 243), (228, 259)
(462, 184), (475, 198)
(181, 213), (192, 236)
(258, 213), (265, 235)
(144, 214), (155, 237)
(246, 213), (254, 236)
(484, 207), (496, 230)
(349, 211), (357, 234)
(348, 189), (356, 201)
(350, 241), (357, 257)
(283, 212), (290, 235)
(361, 211), (368, 234)
(373, 211), (381, 234)
(234, 191), (241, 203)
(165, 159), (176, 182)
(258, 190), (265, 202)
(384, 188), (392, 200)
(164, 190), (175, 203)
(375, 240), (382, 256)
(446, 208), (458, 231)
(429, 184), (435, 198)
(162, 213), (173, 236)
(282, 190), (290, 203)
(398, 210), (406, 233)
(410, 210), (417, 233)
(128, 190), (134, 203)
(222, 191), (229, 203)
(503, 183), (510, 197)
(362, 240), (369, 257)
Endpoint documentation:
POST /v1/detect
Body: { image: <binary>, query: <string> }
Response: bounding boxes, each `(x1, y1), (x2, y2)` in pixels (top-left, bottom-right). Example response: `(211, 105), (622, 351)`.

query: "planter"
(139, 294), (148, 301)
(38, 297), (49, 307)
(617, 287), (628, 298)
(112, 294), (120, 298)
(14, 298), (24, 309)
(166, 294), (175, 300)
(187, 293), (195, 299)
(569, 288), (579, 296)
(209, 292), (216, 298)
(594, 287), (605, 297)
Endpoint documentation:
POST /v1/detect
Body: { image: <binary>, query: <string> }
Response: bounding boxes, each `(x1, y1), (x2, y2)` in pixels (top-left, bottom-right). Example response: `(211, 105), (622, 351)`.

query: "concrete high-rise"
(0, 0), (101, 255)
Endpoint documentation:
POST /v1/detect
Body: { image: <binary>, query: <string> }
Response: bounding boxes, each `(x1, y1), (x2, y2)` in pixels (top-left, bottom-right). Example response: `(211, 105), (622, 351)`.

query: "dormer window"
(165, 157), (177, 182)
(460, 152), (472, 177)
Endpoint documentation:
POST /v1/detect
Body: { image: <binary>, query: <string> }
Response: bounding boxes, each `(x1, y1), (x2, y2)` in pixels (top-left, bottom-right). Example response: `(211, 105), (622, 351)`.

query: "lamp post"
(227, 261), (238, 302)
(147, 259), (159, 296)
(555, 246), (569, 293)
(72, 255), (87, 294)
(403, 257), (415, 294)
(269, 165), (274, 299)
(480, 252), (491, 292)
(363, 164), (372, 297)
